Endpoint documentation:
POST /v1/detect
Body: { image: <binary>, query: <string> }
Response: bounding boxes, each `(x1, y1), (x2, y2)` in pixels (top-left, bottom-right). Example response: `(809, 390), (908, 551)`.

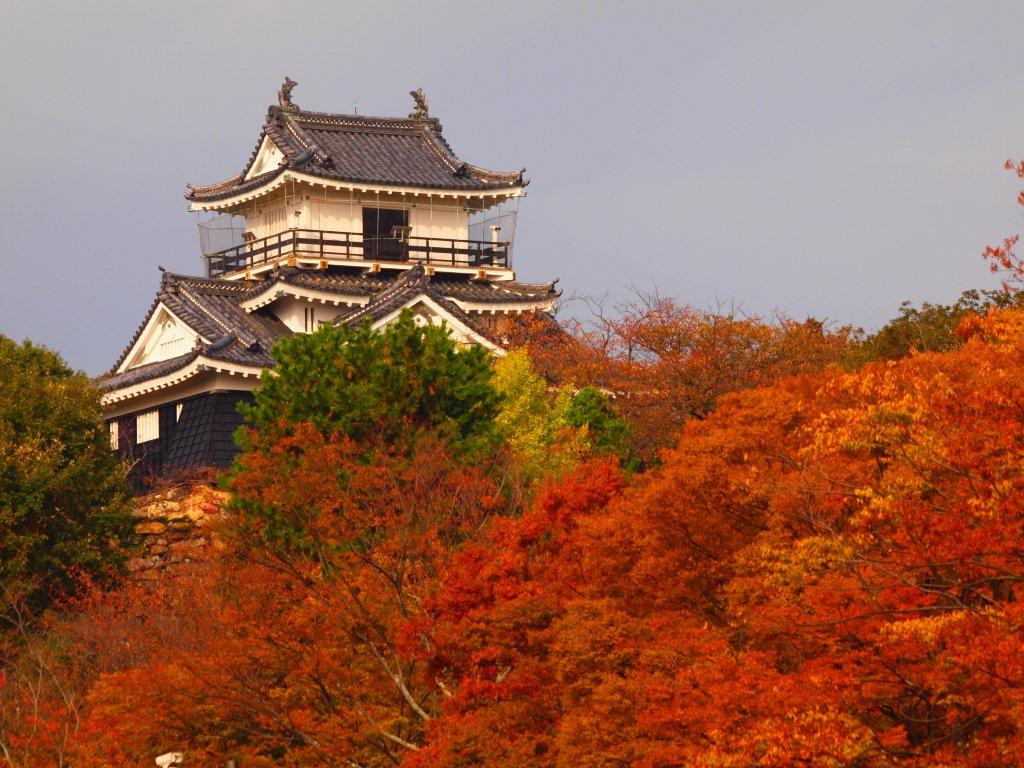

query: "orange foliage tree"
(70, 427), (512, 767)
(983, 159), (1024, 291)
(413, 306), (1024, 767)
(0, 590), (94, 768)
(521, 292), (851, 462)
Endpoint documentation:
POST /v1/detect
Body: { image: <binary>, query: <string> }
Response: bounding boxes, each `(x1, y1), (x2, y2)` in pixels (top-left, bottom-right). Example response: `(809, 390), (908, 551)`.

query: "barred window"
(108, 421), (119, 450)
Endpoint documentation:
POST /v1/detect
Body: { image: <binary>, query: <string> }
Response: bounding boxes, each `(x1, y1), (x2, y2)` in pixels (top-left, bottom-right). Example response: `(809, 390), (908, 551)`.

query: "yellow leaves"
(958, 305), (1024, 346)
(494, 349), (589, 483)
(744, 535), (852, 591)
(965, 478), (1016, 523)
(879, 612), (971, 647)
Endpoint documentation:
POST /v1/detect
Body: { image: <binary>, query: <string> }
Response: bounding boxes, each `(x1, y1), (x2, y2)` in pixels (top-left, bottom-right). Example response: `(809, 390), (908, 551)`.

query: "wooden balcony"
(204, 228), (511, 278)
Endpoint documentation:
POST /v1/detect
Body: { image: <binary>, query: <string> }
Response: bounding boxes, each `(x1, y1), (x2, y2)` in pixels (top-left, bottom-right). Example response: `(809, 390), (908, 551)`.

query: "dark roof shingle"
(188, 91), (527, 202)
(99, 266), (558, 393)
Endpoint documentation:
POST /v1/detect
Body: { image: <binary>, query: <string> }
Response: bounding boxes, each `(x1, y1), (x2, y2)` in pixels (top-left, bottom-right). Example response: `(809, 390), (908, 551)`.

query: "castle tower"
(97, 80), (559, 484)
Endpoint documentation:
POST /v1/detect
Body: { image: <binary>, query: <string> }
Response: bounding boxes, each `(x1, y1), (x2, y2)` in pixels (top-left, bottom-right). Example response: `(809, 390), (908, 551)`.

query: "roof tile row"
(99, 266), (559, 393)
(188, 93), (526, 202)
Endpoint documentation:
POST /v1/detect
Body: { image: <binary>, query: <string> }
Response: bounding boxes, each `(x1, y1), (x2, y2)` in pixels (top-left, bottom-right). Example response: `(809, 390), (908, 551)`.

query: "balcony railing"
(204, 228), (510, 278)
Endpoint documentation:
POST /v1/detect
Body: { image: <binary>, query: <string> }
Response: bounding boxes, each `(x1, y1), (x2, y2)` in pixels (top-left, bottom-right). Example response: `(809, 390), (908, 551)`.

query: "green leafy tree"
(239, 311), (502, 458)
(0, 337), (130, 610)
(845, 288), (1024, 367)
(564, 385), (636, 468)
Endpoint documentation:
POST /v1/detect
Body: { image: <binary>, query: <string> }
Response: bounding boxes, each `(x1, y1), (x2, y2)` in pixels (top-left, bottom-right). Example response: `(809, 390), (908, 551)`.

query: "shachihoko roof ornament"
(409, 88), (429, 119)
(278, 75), (299, 111)
(186, 81), (527, 203)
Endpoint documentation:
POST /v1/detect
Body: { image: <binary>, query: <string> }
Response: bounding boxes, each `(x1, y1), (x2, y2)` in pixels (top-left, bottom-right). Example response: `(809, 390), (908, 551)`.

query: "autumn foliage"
(72, 430), (510, 767)
(520, 293), (852, 462)
(7, 264), (1024, 765)
(410, 306), (1024, 767)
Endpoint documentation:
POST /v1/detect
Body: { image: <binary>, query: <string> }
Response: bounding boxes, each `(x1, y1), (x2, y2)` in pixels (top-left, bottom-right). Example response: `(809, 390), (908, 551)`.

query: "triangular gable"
(117, 304), (208, 373)
(245, 135), (285, 180)
(369, 294), (503, 354)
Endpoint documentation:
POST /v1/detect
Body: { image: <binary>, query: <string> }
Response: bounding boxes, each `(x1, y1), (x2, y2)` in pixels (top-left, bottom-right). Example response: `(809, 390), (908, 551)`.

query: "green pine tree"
(239, 310), (503, 458)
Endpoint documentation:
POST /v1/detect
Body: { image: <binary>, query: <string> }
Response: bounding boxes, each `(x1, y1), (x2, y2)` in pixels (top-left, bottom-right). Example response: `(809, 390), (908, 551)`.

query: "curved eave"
(100, 356), (265, 406)
(446, 297), (557, 315)
(240, 282), (370, 313)
(187, 169), (526, 212)
(186, 166), (288, 206)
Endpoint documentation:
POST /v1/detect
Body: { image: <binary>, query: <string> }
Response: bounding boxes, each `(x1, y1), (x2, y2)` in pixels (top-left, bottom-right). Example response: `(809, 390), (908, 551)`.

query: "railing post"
(206, 229), (511, 277)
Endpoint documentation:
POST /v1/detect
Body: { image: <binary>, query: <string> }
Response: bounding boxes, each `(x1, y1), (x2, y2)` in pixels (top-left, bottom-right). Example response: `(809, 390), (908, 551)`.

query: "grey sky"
(2, 0), (1023, 374)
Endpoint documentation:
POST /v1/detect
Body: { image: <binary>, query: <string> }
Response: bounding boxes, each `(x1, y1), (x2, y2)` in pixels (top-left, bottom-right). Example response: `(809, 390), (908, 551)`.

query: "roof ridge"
(335, 265), (429, 327)
(176, 284), (253, 346)
(186, 84), (527, 203)
(295, 109), (432, 128)
(490, 277), (559, 291)
(280, 111), (334, 169)
(162, 271), (254, 290)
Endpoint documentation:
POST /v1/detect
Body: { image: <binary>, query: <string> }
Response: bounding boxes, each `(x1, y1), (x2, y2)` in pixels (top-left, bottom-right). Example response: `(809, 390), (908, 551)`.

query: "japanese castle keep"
(98, 79), (559, 482)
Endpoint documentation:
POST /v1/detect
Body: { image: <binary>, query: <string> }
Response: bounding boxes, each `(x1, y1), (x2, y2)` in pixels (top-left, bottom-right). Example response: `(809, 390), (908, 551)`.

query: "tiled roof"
(333, 265), (501, 347)
(97, 350), (202, 391)
(98, 266), (559, 394)
(98, 271), (288, 392)
(273, 270), (393, 297)
(430, 277), (559, 304)
(247, 267), (559, 308)
(188, 84), (526, 202)
(335, 265), (436, 326)
(274, 268), (557, 304)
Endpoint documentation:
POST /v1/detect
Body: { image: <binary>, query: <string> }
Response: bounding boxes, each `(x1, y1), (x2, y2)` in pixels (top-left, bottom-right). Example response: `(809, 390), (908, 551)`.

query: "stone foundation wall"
(127, 484), (230, 579)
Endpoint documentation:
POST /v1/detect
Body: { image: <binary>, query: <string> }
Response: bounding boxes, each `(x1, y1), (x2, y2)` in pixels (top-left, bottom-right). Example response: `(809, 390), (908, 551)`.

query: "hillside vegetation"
(5, 256), (1024, 765)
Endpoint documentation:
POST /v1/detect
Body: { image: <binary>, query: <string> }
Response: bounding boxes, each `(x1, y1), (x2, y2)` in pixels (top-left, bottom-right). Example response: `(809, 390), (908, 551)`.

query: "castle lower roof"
(97, 266), (560, 396)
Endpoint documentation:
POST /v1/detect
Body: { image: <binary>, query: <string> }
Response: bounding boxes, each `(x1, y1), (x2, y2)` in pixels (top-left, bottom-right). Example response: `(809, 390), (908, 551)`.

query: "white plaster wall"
(246, 138), (285, 179)
(270, 296), (345, 333)
(307, 198), (361, 234)
(241, 187), (473, 251)
(244, 190), (291, 240)
(409, 204), (468, 242)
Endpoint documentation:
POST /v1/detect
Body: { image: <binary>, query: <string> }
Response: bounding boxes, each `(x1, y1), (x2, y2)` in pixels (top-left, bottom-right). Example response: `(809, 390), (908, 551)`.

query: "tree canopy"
(843, 288), (1024, 367)
(412, 306), (1024, 767)
(12, 241), (1024, 765)
(239, 311), (503, 458)
(0, 336), (130, 610)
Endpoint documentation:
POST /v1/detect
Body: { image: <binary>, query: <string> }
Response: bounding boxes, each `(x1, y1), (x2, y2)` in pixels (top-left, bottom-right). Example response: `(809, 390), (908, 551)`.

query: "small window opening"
(136, 410), (159, 443)
(362, 207), (409, 261)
